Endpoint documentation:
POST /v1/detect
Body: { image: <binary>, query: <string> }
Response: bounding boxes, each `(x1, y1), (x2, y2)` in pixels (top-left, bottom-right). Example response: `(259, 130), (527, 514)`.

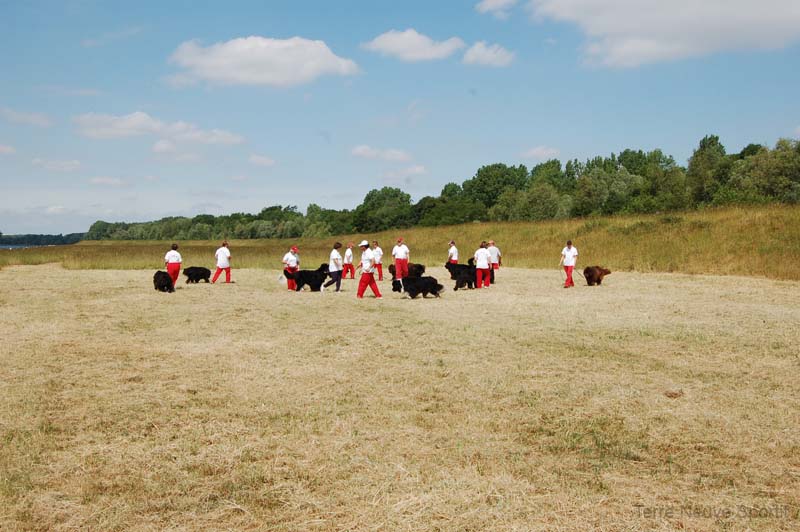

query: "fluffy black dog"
(183, 266), (211, 283)
(445, 258), (476, 290)
(153, 270), (174, 293)
(583, 266), (611, 286)
(388, 262), (426, 280)
(284, 263), (330, 292)
(391, 276), (445, 299)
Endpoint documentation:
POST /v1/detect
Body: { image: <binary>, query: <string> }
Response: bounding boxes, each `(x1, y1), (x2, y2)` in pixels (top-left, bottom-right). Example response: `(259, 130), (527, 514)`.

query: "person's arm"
(498, 249), (502, 266)
(559, 252), (565, 267)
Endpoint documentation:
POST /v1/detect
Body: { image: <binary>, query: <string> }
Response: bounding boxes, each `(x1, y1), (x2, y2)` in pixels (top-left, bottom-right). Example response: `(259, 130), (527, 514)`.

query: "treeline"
(0, 233), (85, 246)
(86, 135), (800, 240)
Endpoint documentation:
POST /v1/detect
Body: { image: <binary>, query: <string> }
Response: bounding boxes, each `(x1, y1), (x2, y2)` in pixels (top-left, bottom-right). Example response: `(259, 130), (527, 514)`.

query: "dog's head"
(445, 262), (454, 272)
(391, 280), (403, 293)
(317, 263), (329, 273)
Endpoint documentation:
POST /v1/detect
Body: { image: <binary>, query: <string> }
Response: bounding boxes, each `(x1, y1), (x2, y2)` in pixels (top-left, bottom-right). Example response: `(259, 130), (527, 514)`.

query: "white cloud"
(352, 144), (412, 162)
(249, 154), (275, 167)
(527, 0), (800, 67)
(521, 145), (560, 160)
(73, 111), (244, 144)
(0, 144), (15, 154)
(45, 205), (67, 215)
(1, 107), (52, 127)
(89, 177), (127, 187)
(362, 29), (465, 62)
(169, 36), (358, 87)
(82, 26), (143, 48)
(463, 42), (515, 67)
(476, 0), (518, 19)
(32, 158), (81, 172)
(152, 139), (176, 153)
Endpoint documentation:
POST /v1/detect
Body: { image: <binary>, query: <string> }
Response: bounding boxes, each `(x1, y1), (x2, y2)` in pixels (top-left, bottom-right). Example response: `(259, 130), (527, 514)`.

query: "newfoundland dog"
(183, 266), (211, 283)
(153, 270), (174, 293)
(284, 263), (330, 292)
(391, 276), (445, 299)
(583, 266), (611, 286)
(445, 258), (476, 290)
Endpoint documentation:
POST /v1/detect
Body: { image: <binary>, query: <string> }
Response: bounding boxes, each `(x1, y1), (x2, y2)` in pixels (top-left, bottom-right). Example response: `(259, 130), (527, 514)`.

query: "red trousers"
(166, 263), (181, 286)
(343, 263), (355, 279)
(376, 263), (383, 281)
(212, 267), (231, 283)
(449, 259), (458, 264)
(476, 268), (491, 288)
(285, 266), (298, 290)
(563, 265), (575, 287)
(394, 258), (409, 279)
(357, 272), (381, 298)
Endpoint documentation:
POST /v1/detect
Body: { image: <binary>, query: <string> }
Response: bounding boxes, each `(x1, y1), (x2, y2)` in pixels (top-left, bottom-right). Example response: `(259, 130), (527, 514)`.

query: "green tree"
(352, 187), (414, 232)
(687, 135), (727, 204)
(462, 163), (528, 208)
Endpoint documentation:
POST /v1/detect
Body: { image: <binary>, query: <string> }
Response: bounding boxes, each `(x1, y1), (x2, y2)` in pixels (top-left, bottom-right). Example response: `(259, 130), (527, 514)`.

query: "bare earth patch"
(1, 265), (799, 530)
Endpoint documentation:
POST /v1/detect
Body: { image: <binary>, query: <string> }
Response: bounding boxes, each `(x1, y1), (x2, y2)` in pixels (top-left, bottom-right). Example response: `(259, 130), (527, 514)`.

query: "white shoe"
(320, 285), (325, 292)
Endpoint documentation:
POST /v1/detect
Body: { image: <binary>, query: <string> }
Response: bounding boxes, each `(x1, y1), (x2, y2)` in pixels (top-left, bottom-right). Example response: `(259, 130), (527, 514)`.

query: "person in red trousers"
(447, 240), (458, 264)
(342, 242), (355, 279)
(282, 245), (300, 291)
(559, 240), (578, 288)
(356, 240), (382, 299)
(391, 237), (410, 279)
(474, 241), (492, 288)
(372, 240), (384, 281)
(164, 243), (182, 287)
(212, 241), (232, 283)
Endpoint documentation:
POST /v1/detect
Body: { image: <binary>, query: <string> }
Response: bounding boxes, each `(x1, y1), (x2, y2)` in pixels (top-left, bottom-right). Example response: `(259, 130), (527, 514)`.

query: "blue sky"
(1, 0), (799, 234)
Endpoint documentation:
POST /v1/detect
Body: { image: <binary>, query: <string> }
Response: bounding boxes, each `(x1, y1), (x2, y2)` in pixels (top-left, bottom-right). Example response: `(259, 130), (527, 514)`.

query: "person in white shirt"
(372, 240), (384, 281)
(391, 237), (410, 279)
(447, 240), (458, 264)
(487, 240), (502, 284)
(474, 241), (492, 288)
(323, 242), (343, 292)
(282, 245), (300, 291)
(559, 240), (579, 288)
(343, 242), (355, 279)
(164, 243), (182, 287)
(356, 240), (382, 299)
(212, 241), (232, 283)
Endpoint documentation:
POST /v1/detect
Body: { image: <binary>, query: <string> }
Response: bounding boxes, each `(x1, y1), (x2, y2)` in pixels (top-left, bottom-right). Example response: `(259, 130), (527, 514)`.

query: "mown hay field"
(1, 263), (798, 530)
(3, 205), (800, 279)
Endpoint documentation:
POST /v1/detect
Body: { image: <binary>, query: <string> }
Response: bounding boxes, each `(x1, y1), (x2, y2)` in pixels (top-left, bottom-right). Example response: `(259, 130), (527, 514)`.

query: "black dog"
(445, 258), (476, 290)
(583, 266), (611, 286)
(153, 270), (174, 293)
(388, 262), (426, 280)
(284, 263), (330, 292)
(183, 266), (211, 283)
(391, 276), (445, 299)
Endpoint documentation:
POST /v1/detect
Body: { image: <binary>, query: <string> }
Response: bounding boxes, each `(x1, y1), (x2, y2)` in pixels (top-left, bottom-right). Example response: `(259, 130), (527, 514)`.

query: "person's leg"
(323, 270), (339, 289)
(368, 274), (381, 297)
(400, 259), (409, 279)
(334, 270), (342, 291)
(224, 267), (231, 283)
(212, 267), (222, 283)
(564, 266), (573, 287)
(356, 273), (370, 298)
(376, 263), (383, 281)
(567, 266), (574, 287)
(167, 263), (180, 285)
(287, 267), (298, 290)
(476, 269), (482, 288)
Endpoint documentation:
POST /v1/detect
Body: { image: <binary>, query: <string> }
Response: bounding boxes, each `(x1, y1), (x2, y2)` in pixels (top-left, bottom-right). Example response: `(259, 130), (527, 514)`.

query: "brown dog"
(583, 266), (611, 286)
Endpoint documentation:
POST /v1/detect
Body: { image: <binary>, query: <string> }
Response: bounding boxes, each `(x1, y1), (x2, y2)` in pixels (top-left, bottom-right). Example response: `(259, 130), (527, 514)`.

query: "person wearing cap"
(391, 237), (410, 279)
(323, 242), (343, 292)
(212, 240), (232, 283)
(487, 240), (502, 284)
(164, 243), (182, 287)
(474, 241), (492, 288)
(342, 242), (355, 279)
(559, 239), (578, 288)
(372, 240), (384, 281)
(447, 240), (458, 264)
(356, 240), (382, 299)
(282, 245), (300, 291)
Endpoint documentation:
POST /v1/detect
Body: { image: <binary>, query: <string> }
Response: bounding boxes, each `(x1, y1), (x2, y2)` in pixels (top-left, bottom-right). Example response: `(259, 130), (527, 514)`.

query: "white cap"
(359, 240), (369, 247)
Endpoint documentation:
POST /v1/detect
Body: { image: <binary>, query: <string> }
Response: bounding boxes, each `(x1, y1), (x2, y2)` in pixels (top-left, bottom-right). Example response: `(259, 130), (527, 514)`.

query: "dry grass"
(1, 264), (799, 530)
(3, 204), (800, 279)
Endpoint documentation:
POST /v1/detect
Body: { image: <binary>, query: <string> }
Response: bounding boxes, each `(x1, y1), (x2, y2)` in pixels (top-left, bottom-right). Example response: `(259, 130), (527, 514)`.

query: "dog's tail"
(283, 268), (296, 280)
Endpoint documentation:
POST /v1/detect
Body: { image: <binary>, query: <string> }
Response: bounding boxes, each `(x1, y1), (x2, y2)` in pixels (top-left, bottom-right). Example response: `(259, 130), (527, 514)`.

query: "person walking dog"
(212, 240), (232, 283)
(560, 240), (578, 288)
(343, 242), (356, 280)
(392, 237), (410, 279)
(372, 240), (384, 281)
(323, 242), (344, 292)
(356, 240), (382, 299)
(447, 240), (458, 264)
(487, 240), (502, 284)
(282, 245), (300, 291)
(164, 243), (182, 287)
(474, 241), (492, 288)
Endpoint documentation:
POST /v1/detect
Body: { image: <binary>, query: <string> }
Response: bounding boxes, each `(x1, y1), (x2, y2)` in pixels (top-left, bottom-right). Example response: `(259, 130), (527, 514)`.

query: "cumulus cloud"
(73, 111), (244, 144)
(521, 145), (560, 160)
(169, 36), (358, 87)
(476, 0), (518, 19)
(89, 177), (127, 187)
(249, 154), (275, 167)
(362, 29), (465, 62)
(527, 0), (800, 67)
(32, 158), (81, 172)
(463, 42), (515, 66)
(352, 144), (412, 162)
(0, 144), (15, 154)
(1, 107), (52, 127)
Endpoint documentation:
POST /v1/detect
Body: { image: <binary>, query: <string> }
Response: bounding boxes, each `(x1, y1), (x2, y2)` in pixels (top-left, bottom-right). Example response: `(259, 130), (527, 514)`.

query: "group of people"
(164, 236), (579, 293)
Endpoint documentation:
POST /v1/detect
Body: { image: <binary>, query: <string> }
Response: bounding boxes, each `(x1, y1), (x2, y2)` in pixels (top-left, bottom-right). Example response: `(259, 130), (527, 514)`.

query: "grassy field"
(3, 204), (800, 279)
(1, 263), (798, 530)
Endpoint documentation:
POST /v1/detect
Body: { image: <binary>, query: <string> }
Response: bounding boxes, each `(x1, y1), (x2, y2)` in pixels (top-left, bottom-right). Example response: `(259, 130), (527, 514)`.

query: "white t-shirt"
(282, 251), (299, 268)
(215, 246), (231, 268)
(487, 245), (501, 264)
(329, 249), (342, 272)
(448, 245), (458, 261)
(344, 248), (353, 264)
(474, 248), (491, 269)
(164, 250), (182, 263)
(373, 246), (383, 264)
(562, 246), (578, 267)
(360, 248), (375, 273)
(392, 244), (409, 260)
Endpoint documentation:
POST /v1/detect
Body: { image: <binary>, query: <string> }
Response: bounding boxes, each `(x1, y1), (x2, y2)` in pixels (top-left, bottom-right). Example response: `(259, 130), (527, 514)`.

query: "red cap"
(397, 237), (403, 242)
(290, 246), (298, 252)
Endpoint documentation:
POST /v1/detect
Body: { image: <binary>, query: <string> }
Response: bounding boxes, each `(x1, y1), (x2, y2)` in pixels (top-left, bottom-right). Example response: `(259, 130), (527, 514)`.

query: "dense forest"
(85, 135), (800, 240)
(0, 233), (85, 246)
